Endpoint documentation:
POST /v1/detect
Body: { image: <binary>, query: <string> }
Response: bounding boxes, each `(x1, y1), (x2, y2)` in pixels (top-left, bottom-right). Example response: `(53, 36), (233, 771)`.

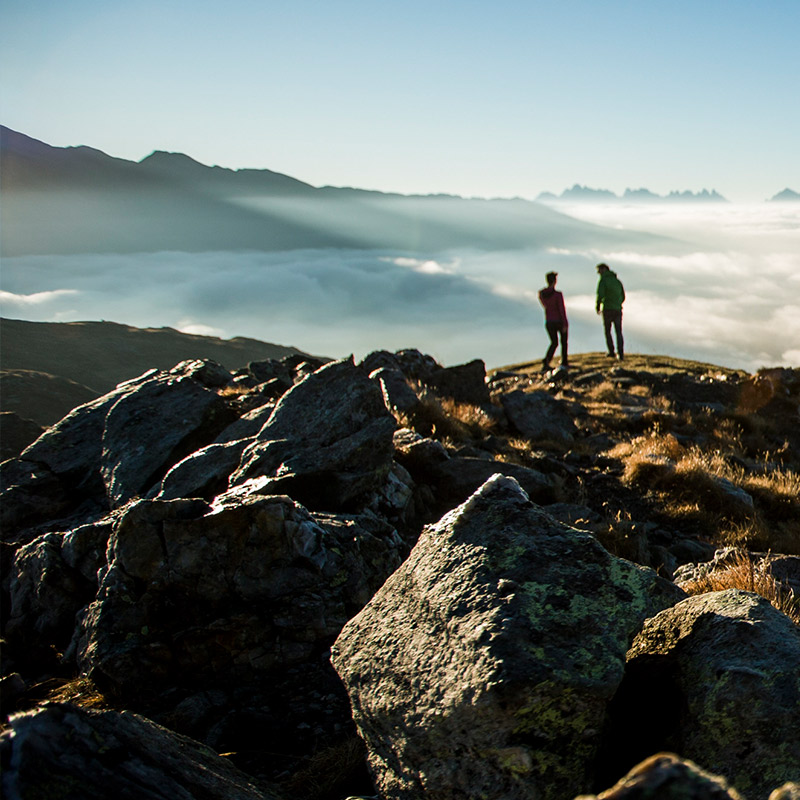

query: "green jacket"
(596, 271), (625, 312)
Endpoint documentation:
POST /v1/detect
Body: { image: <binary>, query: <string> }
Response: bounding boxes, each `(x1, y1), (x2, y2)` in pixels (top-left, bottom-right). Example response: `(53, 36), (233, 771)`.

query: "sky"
(2, 0), (799, 202)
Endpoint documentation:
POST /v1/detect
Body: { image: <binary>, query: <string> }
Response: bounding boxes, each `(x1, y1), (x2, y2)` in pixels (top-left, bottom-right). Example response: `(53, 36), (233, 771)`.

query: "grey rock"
(575, 752), (746, 800)
(604, 590), (800, 800)
(214, 402), (276, 444)
(332, 475), (684, 800)
(78, 485), (402, 701)
(501, 389), (577, 442)
(231, 358), (396, 511)
(369, 367), (421, 414)
(6, 532), (95, 651)
(359, 349), (439, 381)
(770, 784), (800, 800)
(425, 359), (491, 406)
(429, 457), (555, 508)
(156, 438), (251, 501)
(0, 703), (280, 800)
(101, 360), (235, 506)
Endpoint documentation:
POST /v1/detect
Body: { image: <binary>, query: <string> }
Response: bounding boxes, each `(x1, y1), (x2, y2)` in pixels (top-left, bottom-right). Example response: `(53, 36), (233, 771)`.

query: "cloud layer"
(1, 205), (798, 371)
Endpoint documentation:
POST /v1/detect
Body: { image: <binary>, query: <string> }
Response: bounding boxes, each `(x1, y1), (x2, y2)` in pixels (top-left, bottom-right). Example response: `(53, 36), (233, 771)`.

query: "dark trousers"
(603, 309), (624, 356)
(544, 321), (568, 366)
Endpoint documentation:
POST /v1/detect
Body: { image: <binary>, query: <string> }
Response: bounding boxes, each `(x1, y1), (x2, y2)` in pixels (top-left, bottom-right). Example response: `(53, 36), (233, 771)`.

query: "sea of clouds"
(2, 203), (798, 372)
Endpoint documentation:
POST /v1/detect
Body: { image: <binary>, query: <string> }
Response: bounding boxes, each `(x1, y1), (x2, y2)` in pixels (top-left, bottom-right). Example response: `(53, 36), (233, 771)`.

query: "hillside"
(1, 341), (798, 799)
(0, 318), (310, 427)
(0, 126), (663, 256)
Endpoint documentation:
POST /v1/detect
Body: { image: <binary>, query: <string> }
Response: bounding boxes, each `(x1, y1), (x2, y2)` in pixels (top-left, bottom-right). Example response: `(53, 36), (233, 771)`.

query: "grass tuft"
(680, 551), (800, 624)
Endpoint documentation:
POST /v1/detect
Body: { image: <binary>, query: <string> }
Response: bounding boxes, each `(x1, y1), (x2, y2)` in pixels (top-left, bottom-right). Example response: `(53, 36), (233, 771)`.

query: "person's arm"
(559, 293), (568, 327)
(596, 278), (604, 314)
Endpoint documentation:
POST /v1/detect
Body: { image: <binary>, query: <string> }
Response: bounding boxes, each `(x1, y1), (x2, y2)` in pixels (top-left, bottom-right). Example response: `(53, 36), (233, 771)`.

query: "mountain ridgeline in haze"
(3, 126), (793, 258)
(536, 184), (730, 204)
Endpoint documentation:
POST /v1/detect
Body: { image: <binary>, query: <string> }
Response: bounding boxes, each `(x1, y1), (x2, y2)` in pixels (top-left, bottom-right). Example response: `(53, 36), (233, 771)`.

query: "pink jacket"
(538, 287), (568, 325)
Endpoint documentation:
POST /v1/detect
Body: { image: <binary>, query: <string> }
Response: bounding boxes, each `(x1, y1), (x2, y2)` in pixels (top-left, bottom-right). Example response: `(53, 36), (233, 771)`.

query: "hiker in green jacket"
(595, 263), (625, 360)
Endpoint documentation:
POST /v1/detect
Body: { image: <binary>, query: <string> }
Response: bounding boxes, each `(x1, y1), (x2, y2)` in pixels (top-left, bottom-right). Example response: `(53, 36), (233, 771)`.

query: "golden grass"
(611, 431), (800, 554)
(396, 392), (497, 442)
(218, 384), (256, 398)
(37, 675), (111, 710)
(587, 381), (620, 404)
(680, 551), (800, 624)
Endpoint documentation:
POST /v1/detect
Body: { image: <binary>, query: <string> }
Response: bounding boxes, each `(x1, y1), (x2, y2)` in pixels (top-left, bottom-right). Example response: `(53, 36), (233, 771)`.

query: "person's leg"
(560, 325), (569, 365)
(614, 311), (624, 358)
(544, 322), (558, 367)
(602, 311), (616, 356)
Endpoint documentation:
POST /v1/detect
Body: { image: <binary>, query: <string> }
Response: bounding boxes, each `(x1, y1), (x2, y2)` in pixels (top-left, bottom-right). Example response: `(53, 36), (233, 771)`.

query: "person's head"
(596, 263), (610, 273)
(545, 271), (558, 286)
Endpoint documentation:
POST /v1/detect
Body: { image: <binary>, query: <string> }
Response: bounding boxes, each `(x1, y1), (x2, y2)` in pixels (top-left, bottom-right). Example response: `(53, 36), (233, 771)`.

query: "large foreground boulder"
(0, 703), (280, 800)
(78, 484), (403, 701)
(600, 590), (800, 800)
(332, 474), (684, 800)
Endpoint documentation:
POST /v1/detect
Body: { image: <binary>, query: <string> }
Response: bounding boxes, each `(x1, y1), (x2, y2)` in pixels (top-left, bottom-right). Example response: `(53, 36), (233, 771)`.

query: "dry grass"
(36, 675), (111, 710)
(396, 393), (497, 443)
(680, 551), (800, 624)
(219, 384), (256, 398)
(594, 510), (649, 565)
(587, 381), (620, 404)
(611, 432), (800, 554)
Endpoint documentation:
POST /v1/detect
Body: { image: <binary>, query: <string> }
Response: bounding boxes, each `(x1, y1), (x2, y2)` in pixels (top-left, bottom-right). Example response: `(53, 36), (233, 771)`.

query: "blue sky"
(2, 0), (798, 201)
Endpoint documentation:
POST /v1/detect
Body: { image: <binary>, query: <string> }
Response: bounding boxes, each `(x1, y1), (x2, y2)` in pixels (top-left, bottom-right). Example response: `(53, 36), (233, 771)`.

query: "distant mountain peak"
(769, 188), (800, 202)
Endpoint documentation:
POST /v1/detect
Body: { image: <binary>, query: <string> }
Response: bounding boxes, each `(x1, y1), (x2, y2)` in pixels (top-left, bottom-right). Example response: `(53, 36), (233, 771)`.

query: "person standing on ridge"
(595, 262), (625, 360)
(538, 271), (569, 371)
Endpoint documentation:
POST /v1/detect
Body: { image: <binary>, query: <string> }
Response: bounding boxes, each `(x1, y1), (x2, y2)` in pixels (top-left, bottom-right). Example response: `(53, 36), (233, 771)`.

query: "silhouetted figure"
(538, 271), (568, 371)
(596, 263), (625, 360)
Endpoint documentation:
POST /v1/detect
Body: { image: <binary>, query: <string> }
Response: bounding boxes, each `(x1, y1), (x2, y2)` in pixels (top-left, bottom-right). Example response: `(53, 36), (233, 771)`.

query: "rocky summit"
(1, 348), (799, 800)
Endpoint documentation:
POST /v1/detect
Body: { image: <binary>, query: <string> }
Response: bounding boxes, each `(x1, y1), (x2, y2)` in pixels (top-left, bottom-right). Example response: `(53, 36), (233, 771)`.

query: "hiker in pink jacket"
(538, 271), (569, 370)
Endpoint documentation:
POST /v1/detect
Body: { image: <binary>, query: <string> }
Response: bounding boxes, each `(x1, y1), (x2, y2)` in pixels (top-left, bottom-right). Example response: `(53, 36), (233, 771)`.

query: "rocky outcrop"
(600, 590), (800, 800)
(332, 475), (684, 800)
(0, 703), (281, 800)
(230, 358), (397, 510)
(2, 347), (798, 799)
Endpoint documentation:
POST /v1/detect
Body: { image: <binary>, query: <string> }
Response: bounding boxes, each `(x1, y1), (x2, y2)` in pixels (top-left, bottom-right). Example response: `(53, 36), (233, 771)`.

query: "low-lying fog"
(2, 203), (798, 372)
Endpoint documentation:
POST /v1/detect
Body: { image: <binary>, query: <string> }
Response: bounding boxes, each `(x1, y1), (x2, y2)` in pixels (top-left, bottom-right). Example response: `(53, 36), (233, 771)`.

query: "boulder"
(3, 514), (113, 671)
(601, 590), (800, 800)
(156, 438), (252, 501)
(501, 389), (577, 442)
(429, 456), (555, 508)
(0, 703), (281, 800)
(101, 360), (235, 506)
(78, 485), (403, 701)
(332, 475), (684, 800)
(214, 402), (276, 443)
(231, 358), (396, 511)
(425, 359), (491, 406)
(370, 367), (421, 414)
(575, 753), (746, 800)
(359, 349), (439, 381)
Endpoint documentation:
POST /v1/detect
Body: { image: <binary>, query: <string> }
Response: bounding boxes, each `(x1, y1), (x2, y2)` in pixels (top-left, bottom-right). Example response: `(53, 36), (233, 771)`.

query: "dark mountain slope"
(0, 317), (308, 395)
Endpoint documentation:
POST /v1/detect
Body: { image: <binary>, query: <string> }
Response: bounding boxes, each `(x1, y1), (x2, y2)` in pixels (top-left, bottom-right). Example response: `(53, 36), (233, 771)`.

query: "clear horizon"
(2, 1), (798, 203)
